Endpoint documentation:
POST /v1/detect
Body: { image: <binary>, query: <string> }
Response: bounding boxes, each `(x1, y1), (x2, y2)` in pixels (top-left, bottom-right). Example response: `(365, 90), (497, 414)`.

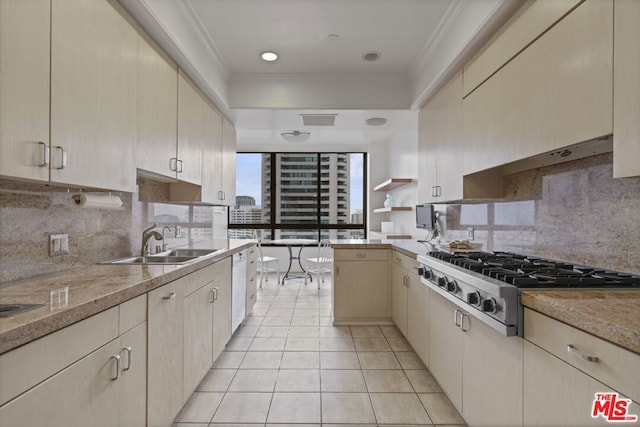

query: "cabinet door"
(417, 95), (438, 202)
(201, 103), (223, 203)
(462, 313), (523, 427)
(524, 340), (640, 426)
(118, 322), (147, 427)
(50, 0), (136, 191)
(183, 283), (215, 400)
(542, 0), (612, 151)
(407, 274), (429, 367)
(221, 116), (237, 205)
(136, 29), (178, 179)
(148, 280), (185, 427)
(613, 0), (640, 178)
(435, 71), (464, 202)
(0, 0), (50, 182)
(213, 271), (233, 359)
(391, 259), (408, 337)
(333, 260), (390, 321)
(428, 291), (462, 411)
(177, 70), (204, 185)
(0, 339), (121, 427)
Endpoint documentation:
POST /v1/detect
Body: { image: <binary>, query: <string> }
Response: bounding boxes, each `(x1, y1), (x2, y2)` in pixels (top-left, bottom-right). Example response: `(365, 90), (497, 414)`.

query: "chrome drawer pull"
(110, 354), (121, 381)
(162, 292), (176, 300)
(38, 142), (49, 167)
(567, 344), (599, 363)
(120, 346), (132, 371)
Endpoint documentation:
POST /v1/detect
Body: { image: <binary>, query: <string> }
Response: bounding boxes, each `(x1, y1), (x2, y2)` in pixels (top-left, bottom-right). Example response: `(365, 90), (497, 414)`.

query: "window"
(229, 152), (366, 240)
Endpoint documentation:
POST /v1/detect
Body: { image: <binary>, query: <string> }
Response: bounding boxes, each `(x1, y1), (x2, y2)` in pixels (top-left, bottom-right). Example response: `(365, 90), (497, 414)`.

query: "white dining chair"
(252, 231), (280, 287)
(305, 240), (332, 289)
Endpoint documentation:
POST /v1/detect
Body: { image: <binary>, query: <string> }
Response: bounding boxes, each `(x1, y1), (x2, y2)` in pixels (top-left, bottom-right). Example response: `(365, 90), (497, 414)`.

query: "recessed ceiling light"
(366, 117), (387, 126)
(362, 51), (381, 62)
(327, 34), (339, 40)
(261, 51), (278, 62)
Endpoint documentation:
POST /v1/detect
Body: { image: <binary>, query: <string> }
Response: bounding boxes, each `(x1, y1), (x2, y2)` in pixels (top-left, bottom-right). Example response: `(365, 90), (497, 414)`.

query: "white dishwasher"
(231, 250), (247, 333)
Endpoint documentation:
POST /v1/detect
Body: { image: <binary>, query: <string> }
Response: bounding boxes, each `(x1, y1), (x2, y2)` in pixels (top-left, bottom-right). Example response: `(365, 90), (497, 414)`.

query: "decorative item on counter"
(71, 192), (123, 210)
(383, 192), (394, 208)
(381, 221), (394, 233)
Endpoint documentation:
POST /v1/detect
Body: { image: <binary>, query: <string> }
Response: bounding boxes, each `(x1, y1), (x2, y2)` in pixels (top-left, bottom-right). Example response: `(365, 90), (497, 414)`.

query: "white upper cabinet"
(220, 116), (237, 205)
(177, 70), (206, 186)
(136, 29), (178, 179)
(50, 0), (137, 192)
(613, 0), (640, 178)
(463, 0), (613, 175)
(201, 102), (223, 204)
(0, 0), (50, 183)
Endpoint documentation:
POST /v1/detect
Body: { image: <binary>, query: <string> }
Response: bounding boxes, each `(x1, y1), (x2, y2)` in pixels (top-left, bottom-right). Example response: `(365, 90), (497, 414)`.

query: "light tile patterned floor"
(173, 274), (466, 427)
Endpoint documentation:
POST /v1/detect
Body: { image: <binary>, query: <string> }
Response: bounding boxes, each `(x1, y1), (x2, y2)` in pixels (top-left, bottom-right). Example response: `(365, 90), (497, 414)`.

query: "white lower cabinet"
(429, 291), (523, 427)
(212, 268), (232, 358)
(0, 296), (147, 427)
(524, 308), (640, 425)
(333, 249), (390, 323)
(391, 251), (429, 365)
(147, 279), (185, 427)
(246, 245), (258, 316)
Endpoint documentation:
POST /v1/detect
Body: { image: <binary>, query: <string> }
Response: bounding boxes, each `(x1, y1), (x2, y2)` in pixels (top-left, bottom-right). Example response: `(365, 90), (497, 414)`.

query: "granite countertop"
(330, 238), (433, 258)
(0, 239), (255, 354)
(521, 290), (640, 355)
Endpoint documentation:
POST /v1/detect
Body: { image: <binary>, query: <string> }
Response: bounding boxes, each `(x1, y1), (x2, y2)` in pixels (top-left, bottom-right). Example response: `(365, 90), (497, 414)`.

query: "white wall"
(367, 127), (423, 239)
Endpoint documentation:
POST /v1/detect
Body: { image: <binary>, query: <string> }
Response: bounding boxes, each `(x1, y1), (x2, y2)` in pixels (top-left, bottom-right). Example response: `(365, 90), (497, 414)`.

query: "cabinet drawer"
(334, 249), (388, 261)
(184, 258), (231, 296)
(247, 244), (257, 261)
(525, 308), (640, 402)
(392, 251), (419, 272)
(119, 293), (147, 335)
(0, 306), (119, 406)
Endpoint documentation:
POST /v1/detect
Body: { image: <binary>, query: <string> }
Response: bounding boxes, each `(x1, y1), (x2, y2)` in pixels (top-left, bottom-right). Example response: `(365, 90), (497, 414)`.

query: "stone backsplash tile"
(442, 153), (640, 274)
(0, 179), (227, 283)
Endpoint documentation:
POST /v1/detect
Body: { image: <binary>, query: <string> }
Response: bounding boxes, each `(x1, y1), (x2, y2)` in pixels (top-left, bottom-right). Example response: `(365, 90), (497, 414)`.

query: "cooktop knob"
(418, 267), (433, 279)
(447, 280), (459, 294)
(437, 276), (447, 288)
(467, 291), (481, 306)
(482, 297), (498, 314)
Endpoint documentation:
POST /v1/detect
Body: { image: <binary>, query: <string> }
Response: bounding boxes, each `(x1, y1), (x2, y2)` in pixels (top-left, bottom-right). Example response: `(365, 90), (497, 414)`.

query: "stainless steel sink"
(156, 249), (220, 257)
(102, 255), (199, 265)
(0, 303), (45, 318)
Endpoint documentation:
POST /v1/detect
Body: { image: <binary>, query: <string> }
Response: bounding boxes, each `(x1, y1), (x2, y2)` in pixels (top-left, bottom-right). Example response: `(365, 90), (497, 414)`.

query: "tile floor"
(173, 273), (466, 427)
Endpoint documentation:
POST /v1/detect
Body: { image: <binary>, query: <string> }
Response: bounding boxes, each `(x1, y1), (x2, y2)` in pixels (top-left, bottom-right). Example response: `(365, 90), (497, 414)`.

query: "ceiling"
(119, 0), (521, 150)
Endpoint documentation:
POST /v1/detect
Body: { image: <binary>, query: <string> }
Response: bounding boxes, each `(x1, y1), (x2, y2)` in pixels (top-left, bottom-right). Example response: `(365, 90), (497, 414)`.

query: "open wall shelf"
(373, 178), (413, 192)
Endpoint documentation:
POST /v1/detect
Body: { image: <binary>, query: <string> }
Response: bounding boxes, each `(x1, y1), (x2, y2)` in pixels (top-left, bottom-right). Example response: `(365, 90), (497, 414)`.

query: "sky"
(235, 153), (364, 214)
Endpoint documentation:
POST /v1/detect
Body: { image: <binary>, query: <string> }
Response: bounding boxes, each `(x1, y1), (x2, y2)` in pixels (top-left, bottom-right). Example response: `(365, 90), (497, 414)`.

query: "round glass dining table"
(269, 239), (318, 283)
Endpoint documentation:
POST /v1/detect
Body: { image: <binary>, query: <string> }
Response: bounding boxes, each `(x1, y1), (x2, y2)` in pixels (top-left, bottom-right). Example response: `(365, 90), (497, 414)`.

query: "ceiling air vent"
(300, 114), (337, 126)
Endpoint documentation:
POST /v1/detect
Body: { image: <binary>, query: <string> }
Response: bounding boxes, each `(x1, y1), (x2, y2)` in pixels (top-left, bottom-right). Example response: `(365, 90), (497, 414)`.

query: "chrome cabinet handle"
(177, 159), (184, 173)
(120, 347), (132, 371)
(169, 157), (177, 172)
(213, 287), (219, 301)
(209, 289), (215, 303)
(567, 344), (599, 363)
(454, 309), (461, 327)
(38, 142), (49, 167)
(460, 313), (468, 332)
(55, 146), (67, 169)
(162, 292), (176, 300)
(110, 354), (121, 381)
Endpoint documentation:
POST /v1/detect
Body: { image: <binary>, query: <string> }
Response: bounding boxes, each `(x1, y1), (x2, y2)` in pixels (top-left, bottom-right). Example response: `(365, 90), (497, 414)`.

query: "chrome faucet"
(141, 224), (163, 256)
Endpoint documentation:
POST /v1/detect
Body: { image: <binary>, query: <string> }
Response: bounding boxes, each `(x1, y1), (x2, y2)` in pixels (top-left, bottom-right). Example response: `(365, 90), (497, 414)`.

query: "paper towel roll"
(72, 193), (123, 210)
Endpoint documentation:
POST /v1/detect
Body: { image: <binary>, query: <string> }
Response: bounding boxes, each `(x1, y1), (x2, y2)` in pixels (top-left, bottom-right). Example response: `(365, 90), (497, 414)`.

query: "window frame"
(228, 152), (367, 240)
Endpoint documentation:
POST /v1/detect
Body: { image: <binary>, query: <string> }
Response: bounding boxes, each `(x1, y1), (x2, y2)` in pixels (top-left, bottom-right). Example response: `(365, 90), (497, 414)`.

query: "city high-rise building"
(262, 154), (351, 240)
(228, 195), (262, 238)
